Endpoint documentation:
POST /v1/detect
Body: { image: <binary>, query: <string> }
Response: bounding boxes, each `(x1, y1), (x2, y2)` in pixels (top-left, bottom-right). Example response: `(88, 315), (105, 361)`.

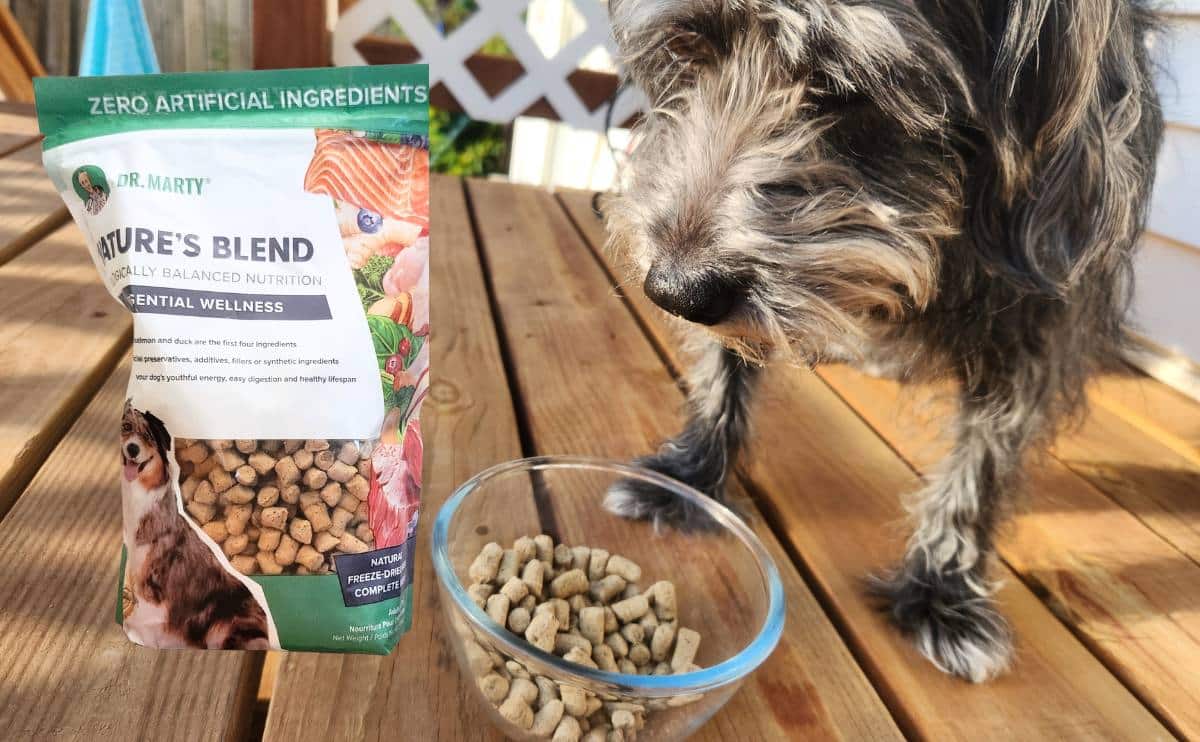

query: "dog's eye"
(758, 182), (810, 201)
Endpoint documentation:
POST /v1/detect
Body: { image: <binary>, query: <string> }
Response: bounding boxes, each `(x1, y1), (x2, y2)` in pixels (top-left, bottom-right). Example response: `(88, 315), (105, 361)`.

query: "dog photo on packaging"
(602, 0), (1162, 682)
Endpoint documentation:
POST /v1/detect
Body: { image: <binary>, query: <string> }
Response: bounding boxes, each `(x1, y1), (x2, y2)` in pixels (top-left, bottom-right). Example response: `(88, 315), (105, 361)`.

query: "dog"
(120, 401), (271, 649)
(603, 0), (1163, 682)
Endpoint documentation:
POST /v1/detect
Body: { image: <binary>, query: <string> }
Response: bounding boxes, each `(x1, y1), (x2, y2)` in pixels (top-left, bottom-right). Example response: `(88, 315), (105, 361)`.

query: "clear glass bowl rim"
(431, 455), (787, 697)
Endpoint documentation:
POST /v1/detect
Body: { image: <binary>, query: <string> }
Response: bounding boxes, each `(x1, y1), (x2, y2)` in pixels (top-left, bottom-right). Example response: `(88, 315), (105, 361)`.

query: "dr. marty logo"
(72, 165), (109, 215)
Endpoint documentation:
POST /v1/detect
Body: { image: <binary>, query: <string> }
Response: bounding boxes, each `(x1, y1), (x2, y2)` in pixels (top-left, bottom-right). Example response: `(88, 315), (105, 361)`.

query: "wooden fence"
(6, 0), (252, 76)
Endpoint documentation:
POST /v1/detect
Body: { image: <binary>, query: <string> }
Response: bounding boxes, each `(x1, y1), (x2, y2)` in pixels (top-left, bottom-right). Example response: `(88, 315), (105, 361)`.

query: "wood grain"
(263, 176), (532, 741)
(472, 179), (903, 742)
(818, 364), (1200, 738)
(0, 140), (72, 267)
(0, 355), (261, 741)
(1090, 372), (1200, 459)
(253, 0), (329, 69)
(1050, 401), (1200, 564)
(557, 189), (1172, 740)
(0, 222), (129, 519)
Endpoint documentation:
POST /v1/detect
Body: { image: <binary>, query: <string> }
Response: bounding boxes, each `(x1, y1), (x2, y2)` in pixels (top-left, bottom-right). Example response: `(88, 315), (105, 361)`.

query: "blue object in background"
(79, 0), (160, 76)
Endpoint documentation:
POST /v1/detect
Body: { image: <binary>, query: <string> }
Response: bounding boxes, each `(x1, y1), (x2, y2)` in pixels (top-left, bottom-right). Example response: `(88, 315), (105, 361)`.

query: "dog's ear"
(142, 410), (172, 459)
(953, 0), (1163, 293)
(609, 0), (725, 101)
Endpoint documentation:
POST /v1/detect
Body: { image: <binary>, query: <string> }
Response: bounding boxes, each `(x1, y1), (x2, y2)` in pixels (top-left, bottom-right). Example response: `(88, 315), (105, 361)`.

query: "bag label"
(334, 537), (418, 607)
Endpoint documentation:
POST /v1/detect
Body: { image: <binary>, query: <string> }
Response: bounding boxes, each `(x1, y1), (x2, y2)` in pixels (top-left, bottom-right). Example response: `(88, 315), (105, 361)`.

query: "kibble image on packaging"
(36, 65), (429, 653)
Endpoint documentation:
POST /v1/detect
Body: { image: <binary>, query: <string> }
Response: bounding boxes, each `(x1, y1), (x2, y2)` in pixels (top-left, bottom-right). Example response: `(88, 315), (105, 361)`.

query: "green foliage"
(429, 107), (507, 177)
(358, 255), (394, 292)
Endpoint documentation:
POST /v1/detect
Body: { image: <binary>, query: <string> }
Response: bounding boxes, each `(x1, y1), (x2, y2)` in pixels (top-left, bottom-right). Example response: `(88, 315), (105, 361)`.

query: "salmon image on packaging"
(304, 129), (430, 228)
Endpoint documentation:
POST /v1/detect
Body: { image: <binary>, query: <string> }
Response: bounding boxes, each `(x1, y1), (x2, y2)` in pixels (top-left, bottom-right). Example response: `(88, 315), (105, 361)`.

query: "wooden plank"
(557, 189), (1172, 740)
(1090, 371), (1200, 457)
(0, 140), (73, 267)
(1051, 400), (1200, 563)
(263, 176), (534, 740)
(253, 0), (329, 69)
(0, 222), (129, 519)
(817, 364), (1200, 738)
(0, 354), (262, 741)
(472, 180), (904, 742)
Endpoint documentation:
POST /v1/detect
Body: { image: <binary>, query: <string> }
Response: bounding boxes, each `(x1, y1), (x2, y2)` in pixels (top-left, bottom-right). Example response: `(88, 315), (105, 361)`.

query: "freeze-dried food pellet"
(670, 627), (701, 672)
(603, 607), (618, 635)
(314, 531), (340, 553)
(619, 623), (643, 645)
(500, 576), (530, 604)
(259, 528), (282, 552)
(587, 548), (609, 581)
(550, 569), (588, 598)
(296, 545), (324, 571)
(338, 532), (370, 554)
(554, 632), (592, 656)
(257, 551), (284, 575)
(647, 580), (677, 621)
(470, 542), (503, 584)
(293, 448), (314, 470)
(592, 643), (618, 672)
(532, 699), (566, 736)
(563, 646), (598, 669)
(628, 643), (650, 667)
(486, 593), (511, 626)
(274, 456), (301, 485)
(535, 675), (559, 708)
(275, 534), (298, 566)
(605, 632), (629, 658)
(570, 546), (590, 571)
(590, 574), (625, 604)
(605, 555), (641, 583)
(289, 518), (313, 545)
(499, 695), (534, 730)
(337, 442), (360, 465)
(479, 673), (509, 703)
(508, 606), (532, 634)
(505, 659), (530, 679)
(651, 622), (676, 663)
(611, 595), (649, 623)
(524, 611), (558, 653)
(553, 544), (573, 567)
(553, 714), (582, 742)
(326, 460), (357, 483)
(230, 555), (258, 575)
(513, 536), (537, 564)
(345, 474), (369, 500)
(579, 606), (605, 646)
(234, 465), (257, 487)
(533, 534), (554, 562)
(467, 583), (494, 608)
(522, 558), (545, 598)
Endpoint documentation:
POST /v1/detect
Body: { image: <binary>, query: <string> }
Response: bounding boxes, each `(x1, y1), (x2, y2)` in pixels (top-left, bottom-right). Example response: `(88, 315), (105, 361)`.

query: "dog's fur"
(604, 0), (1163, 682)
(121, 402), (270, 649)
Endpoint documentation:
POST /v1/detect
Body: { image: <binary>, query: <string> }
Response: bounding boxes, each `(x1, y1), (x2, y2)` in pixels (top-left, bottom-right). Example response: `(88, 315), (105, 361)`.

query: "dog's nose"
(125, 442), (140, 459)
(643, 262), (739, 325)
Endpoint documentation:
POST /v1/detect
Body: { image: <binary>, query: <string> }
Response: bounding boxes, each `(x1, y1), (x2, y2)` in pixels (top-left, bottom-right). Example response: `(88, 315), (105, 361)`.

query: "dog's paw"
(869, 566), (1013, 683)
(604, 473), (719, 531)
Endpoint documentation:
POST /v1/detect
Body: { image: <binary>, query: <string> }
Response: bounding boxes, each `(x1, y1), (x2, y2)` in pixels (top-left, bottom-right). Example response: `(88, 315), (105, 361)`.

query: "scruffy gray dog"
(603, 0), (1163, 682)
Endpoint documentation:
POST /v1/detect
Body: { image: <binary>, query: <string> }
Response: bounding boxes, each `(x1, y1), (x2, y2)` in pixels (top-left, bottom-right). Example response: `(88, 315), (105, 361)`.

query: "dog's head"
(121, 400), (171, 489)
(606, 0), (1161, 363)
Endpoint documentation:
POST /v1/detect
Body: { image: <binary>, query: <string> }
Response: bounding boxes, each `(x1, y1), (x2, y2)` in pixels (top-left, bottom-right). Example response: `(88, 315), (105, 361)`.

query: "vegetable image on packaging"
(35, 64), (430, 654)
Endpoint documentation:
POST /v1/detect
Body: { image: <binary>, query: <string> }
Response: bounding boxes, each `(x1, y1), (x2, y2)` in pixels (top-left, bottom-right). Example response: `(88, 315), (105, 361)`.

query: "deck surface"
(0, 107), (1196, 740)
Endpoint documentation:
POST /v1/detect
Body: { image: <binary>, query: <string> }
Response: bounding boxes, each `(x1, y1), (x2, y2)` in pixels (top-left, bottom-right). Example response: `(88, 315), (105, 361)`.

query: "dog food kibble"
(174, 439), (375, 575)
(462, 536), (702, 739)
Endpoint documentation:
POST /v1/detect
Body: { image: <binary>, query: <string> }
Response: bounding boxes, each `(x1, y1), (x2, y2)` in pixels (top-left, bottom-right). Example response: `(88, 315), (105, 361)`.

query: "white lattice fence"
(332, 0), (643, 131)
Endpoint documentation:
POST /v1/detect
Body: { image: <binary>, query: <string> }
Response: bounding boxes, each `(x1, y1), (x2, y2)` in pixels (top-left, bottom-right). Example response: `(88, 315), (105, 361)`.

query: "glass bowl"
(432, 456), (785, 741)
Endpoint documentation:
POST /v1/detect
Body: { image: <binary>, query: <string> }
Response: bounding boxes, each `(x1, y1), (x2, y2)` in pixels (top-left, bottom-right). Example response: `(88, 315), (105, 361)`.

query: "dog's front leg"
(872, 378), (1049, 682)
(606, 337), (760, 528)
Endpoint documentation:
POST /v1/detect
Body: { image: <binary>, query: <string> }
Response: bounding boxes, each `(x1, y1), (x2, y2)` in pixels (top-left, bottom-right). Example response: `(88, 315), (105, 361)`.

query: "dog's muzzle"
(643, 262), (741, 326)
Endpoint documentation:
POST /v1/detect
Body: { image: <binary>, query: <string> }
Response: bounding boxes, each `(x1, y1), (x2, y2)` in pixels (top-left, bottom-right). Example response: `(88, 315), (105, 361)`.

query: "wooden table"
(1, 106), (1198, 741)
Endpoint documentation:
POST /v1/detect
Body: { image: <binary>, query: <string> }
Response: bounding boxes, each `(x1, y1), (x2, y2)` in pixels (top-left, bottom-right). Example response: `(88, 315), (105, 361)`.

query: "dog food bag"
(35, 65), (429, 654)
